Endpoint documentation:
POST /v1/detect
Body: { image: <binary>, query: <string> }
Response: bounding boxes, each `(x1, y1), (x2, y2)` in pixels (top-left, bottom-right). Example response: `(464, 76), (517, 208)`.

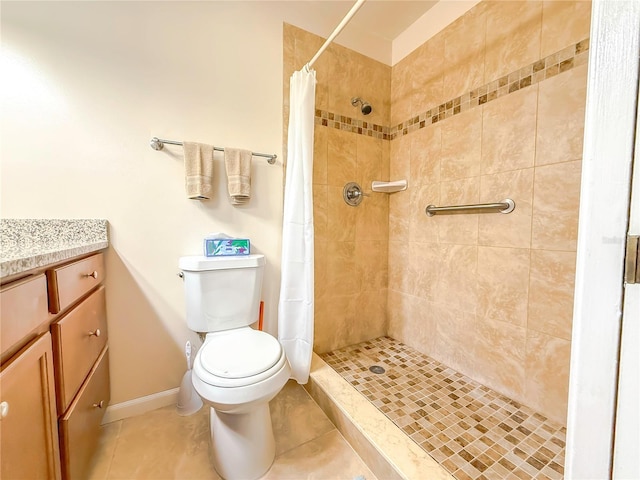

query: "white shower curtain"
(278, 67), (316, 384)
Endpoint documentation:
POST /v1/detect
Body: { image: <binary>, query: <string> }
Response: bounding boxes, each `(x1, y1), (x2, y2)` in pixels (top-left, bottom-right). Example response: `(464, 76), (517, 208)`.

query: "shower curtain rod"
(305, 0), (366, 69)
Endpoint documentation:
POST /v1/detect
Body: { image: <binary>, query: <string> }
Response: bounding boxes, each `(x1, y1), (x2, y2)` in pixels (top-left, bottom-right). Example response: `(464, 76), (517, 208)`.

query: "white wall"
(1, 1), (288, 403)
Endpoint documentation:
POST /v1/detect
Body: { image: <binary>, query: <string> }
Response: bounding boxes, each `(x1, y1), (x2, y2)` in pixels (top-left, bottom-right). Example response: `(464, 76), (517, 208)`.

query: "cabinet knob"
(92, 400), (105, 409)
(0, 401), (8, 419)
(84, 271), (99, 279)
(88, 328), (101, 337)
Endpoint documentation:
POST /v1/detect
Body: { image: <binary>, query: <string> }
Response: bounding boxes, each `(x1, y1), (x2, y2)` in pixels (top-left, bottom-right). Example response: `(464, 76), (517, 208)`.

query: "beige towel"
(224, 148), (252, 205)
(183, 142), (214, 200)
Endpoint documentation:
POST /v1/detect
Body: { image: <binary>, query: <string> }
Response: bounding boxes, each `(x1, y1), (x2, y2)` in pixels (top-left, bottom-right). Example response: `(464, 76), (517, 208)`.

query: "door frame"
(565, 0), (640, 478)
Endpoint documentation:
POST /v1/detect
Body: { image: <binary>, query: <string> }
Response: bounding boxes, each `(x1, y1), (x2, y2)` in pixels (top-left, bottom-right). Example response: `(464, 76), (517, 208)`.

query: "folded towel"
(183, 142), (214, 200)
(224, 148), (252, 205)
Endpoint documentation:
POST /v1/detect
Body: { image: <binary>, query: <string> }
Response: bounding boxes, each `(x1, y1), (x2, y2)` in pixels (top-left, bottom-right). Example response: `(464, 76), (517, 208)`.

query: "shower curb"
(305, 353), (454, 480)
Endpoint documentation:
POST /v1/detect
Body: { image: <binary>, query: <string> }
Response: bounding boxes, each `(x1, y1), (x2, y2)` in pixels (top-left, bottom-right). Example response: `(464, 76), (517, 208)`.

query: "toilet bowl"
(192, 327), (291, 480)
(178, 253), (290, 480)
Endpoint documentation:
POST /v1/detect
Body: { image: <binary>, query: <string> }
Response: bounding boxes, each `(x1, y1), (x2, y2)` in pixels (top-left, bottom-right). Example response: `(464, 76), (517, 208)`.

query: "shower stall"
(283, 1), (591, 478)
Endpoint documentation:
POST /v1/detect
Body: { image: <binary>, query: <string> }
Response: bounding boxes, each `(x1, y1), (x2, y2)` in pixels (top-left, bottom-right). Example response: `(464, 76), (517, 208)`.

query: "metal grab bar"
(150, 137), (277, 164)
(425, 198), (515, 217)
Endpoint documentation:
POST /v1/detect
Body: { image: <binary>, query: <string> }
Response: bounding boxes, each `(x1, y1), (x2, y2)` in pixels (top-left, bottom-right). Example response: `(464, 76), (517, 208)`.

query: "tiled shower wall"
(283, 0), (590, 425)
(283, 24), (392, 354)
(387, 1), (591, 424)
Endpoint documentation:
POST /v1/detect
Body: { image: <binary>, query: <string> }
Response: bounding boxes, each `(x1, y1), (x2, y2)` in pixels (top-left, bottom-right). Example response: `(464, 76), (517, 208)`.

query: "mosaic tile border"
(322, 337), (567, 480)
(313, 111), (390, 140)
(313, 38), (589, 142)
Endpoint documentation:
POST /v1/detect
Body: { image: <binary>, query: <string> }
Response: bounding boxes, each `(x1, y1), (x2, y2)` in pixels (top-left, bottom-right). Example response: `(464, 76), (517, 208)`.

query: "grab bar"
(425, 198), (515, 216)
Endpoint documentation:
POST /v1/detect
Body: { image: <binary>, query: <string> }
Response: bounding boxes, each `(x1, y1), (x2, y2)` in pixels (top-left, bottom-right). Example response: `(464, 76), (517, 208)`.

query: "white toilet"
(178, 254), (291, 480)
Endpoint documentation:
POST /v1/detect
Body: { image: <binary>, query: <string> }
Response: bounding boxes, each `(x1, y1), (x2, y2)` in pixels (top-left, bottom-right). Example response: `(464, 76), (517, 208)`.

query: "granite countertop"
(0, 219), (109, 279)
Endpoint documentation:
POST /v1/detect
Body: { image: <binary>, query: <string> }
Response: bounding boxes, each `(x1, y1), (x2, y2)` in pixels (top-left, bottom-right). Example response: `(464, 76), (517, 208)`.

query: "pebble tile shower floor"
(321, 337), (566, 480)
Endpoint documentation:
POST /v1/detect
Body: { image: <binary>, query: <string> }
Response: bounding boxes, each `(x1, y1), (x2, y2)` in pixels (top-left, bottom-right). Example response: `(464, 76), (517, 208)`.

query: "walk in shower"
(283, 1), (590, 477)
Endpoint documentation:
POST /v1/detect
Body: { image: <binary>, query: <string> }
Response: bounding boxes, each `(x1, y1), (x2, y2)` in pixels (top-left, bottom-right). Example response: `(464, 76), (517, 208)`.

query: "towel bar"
(150, 137), (277, 164)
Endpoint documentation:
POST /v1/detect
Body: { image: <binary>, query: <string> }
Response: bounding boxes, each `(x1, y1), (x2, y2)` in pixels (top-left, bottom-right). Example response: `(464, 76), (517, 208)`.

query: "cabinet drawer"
(59, 346), (110, 480)
(51, 286), (107, 414)
(1, 274), (50, 357)
(47, 253), (104, 314)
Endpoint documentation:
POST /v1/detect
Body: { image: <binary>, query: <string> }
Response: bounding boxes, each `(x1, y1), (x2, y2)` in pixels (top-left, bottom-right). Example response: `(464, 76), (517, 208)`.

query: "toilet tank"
(178, 254), (265, 333)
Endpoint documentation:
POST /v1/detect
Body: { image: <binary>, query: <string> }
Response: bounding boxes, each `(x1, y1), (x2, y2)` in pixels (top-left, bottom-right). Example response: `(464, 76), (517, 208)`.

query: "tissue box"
(204, 238), (250, 257)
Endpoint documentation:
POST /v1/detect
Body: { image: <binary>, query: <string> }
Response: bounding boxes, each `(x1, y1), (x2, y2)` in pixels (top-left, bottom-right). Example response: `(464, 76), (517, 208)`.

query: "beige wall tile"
(389, 193), (410, 242)
(440, 107), (482, 181)
(435, 244), (478, 314)
(411, 124), (442, 186)
(484, 1), (543, 82)
(412, 31), (445, 115)
(387, 290), (438, 358)
(409, 184), (440, 244)
(313, 126), (328, 185)
(313, 185), (328, 243)
(443, 4), (487, 101)
(356, 193), (389, 241)
(355, 289), (388, 341)
(437, 178), (479, 245)
(391, 55), (413, 126)
(478, 168), (534, 248)
(481, 86), (538, 175)
(326, 241), (359, 296)
(477, 246), (530, 328)
(327, 44), (360, 119)
(357, 135), (384, 188)
(327, 186), (356, 242)
(541, 1), (592, 58)
(327, 128), (356, 187)
(473, 315), (526, 400)
(433, 308), (480, 379)
(356, 240), (388, 292)
(316, 293), (358, 353)
(409, 241), (441, 302)
(356, 55), (391, 126)
(525, 331), (571, 424)
(528, 249), (576, 341)
(536, 64), (588, 166)
(532, 160), (582, 251)
(391, 134), (411, 181)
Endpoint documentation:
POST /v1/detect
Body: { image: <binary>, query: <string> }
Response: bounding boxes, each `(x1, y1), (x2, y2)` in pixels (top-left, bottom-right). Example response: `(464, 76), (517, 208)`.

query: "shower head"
(351, 97), (372, 115)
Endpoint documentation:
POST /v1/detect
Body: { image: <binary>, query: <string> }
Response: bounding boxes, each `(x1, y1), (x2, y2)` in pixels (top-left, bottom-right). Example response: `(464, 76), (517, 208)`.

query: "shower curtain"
(278, 67), (316, 384)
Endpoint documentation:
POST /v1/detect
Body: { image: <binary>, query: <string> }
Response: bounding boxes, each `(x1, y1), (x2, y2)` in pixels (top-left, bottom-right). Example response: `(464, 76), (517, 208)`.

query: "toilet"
(178, 254), (291, 480)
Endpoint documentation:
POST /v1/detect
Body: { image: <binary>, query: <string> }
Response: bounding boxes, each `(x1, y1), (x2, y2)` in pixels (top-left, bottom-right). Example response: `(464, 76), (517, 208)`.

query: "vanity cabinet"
(0, 332), (62, 480)
(0, 251), (109, 480)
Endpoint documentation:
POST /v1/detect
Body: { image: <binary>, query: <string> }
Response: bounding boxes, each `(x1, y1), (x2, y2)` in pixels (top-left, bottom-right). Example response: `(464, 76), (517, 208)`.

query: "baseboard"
(102, 387), (180, 424)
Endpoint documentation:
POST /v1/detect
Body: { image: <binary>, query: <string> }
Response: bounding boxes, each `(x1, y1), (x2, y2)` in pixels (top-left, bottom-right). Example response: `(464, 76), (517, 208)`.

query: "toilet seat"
(196, 328), (286, 388)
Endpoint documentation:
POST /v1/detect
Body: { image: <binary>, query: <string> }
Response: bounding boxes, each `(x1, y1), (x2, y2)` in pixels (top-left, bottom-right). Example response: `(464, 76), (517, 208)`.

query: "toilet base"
(209, 405), (275, 480)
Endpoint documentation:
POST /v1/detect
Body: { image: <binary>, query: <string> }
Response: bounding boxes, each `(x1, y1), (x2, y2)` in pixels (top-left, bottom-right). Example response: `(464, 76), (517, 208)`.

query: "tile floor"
(87, 381), (376, 480)
(322, 337), (567, 480)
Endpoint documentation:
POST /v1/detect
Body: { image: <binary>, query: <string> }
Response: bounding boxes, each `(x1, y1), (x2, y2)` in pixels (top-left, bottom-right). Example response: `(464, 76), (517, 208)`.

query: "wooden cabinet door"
(0, 333), (62, 480)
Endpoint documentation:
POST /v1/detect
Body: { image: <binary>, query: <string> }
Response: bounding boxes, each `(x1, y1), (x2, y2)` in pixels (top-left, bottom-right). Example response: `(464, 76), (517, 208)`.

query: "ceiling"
(282, 0), (441, 65)
(300, 1), (439, 42)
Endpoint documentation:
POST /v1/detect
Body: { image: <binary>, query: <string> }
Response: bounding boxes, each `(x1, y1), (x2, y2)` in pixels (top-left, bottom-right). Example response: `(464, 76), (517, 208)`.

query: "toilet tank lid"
(179, 254), (265, 271)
